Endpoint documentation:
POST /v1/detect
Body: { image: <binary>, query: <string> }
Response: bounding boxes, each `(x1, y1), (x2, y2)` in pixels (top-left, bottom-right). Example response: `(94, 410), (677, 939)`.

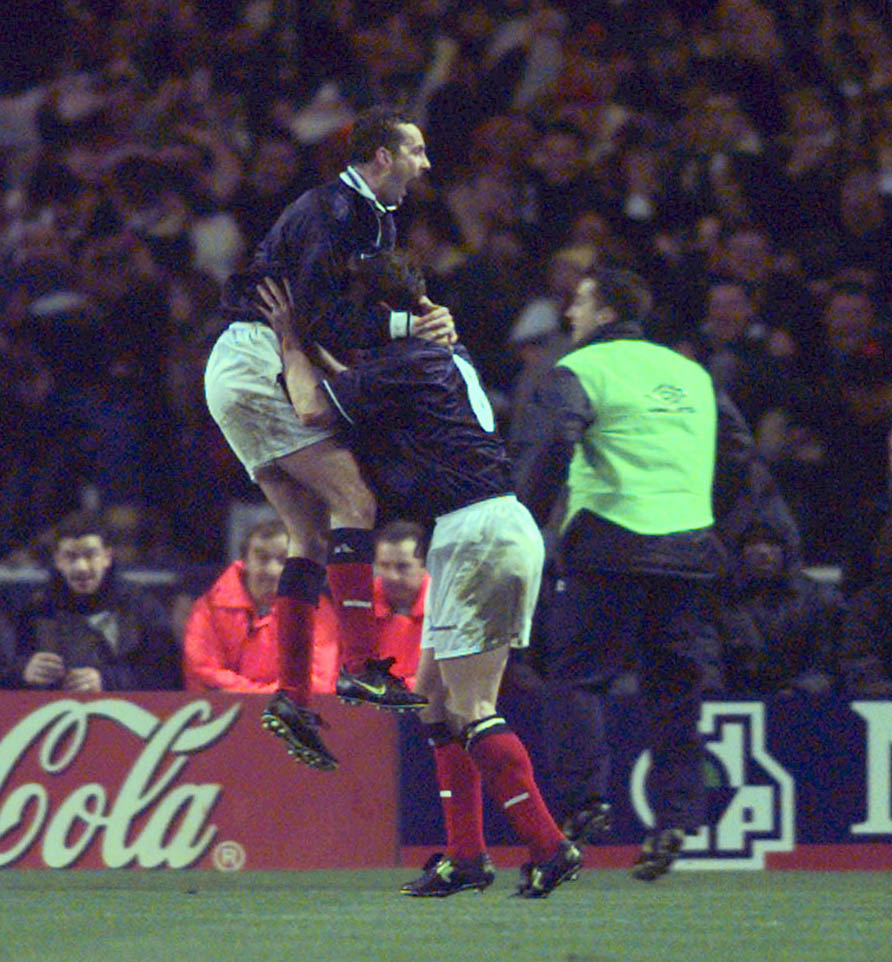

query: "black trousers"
(540, 570), (719, 832)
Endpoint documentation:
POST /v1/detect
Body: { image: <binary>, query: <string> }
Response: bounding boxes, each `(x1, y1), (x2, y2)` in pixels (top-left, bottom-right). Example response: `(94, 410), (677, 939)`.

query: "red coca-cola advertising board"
(0, 692), (400, 870)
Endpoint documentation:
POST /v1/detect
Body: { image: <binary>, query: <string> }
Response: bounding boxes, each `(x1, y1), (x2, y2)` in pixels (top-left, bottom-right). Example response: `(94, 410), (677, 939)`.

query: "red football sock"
(276, 557), (325, 707)
(431, 734), (486, 862)
(327, 528), (377, 672)
(466, 720), (564, 863)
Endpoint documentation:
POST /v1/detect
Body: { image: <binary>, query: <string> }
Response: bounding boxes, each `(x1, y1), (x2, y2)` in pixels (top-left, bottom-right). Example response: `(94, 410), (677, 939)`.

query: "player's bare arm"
(255, 277), (335, 428)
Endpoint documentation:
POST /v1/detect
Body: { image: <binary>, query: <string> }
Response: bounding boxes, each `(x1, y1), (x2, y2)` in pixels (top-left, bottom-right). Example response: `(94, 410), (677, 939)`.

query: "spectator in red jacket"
(183, 519), (338, 693)
(373, 520), (429, 689)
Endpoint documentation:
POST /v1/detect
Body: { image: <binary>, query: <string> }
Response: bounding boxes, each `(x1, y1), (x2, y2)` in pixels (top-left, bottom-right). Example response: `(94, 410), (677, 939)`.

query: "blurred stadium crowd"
(1, 0), (890, 588)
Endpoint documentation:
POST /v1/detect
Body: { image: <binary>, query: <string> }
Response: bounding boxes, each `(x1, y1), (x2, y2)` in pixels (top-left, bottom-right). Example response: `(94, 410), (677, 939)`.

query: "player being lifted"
(205, 107), (454, 770)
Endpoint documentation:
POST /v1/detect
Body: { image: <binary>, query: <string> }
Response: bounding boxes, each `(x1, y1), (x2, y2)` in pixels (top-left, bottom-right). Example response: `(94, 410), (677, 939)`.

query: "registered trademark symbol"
(212, 840), (246, 872)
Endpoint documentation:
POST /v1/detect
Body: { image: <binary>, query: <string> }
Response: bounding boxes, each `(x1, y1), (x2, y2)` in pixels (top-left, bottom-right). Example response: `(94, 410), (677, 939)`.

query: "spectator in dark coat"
(717, 520), (846, 697)
(5, 511), (181, 691)
(838, 514), (892, 696)
(0, 602), (17, 688)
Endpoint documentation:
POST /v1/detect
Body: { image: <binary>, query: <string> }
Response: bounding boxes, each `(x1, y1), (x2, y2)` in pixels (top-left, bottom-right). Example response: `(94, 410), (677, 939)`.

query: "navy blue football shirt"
(321, 340), (513, 521)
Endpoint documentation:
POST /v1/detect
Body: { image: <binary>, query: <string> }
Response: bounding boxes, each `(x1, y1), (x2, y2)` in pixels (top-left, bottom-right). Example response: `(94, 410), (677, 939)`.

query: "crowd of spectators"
(2, 0), (892, 693)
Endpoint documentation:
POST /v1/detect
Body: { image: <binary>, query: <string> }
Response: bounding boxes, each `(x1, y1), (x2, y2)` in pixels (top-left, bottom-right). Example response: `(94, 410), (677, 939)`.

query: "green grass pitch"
(1, 869), (889, 962)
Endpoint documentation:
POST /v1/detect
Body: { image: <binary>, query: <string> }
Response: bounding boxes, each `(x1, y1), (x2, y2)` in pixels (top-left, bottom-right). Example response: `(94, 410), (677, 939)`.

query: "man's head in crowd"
(240, 519), (288, 609)
(375, 520), (427, 613)
(740, 523), (786, 582)
(52, 512), (113, 596)
(721, 225), (773, 285)
(703, 279), (757, 346)
(821, 281), (880, 355)
(534, 121), (588, 186)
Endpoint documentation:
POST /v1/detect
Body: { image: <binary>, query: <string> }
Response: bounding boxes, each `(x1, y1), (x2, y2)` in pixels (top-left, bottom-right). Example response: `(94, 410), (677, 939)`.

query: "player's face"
(566, 277), (608, 345)
(54, 535), (113, 595)
(243, 533), (288, 606)
(375, 538), (426, 611)
(377, 123), (430, 207)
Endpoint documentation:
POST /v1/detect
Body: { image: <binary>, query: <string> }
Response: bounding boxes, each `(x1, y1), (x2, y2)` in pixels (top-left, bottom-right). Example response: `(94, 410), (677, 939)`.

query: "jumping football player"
(206, 107), (453, 770)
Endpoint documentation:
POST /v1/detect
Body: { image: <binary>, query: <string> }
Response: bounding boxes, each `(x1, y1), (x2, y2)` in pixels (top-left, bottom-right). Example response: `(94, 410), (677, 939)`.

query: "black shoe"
(631, 827), (685, 881)
(562, 798), (613, 844)
(514, 840), (582, 899)
(400, 852), (495, 897)
(261, 691), (338, 771)
(336, 657), (428, 711)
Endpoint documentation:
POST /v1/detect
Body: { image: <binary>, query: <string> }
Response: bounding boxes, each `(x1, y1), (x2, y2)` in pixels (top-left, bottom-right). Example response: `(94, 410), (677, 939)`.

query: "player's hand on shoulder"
(256, 277), (303, 348)
(411, 295), (457, 346)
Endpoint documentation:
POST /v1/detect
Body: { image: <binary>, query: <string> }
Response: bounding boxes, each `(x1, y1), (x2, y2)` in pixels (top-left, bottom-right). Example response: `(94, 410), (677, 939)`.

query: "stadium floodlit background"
(2, 2), (892, 960)
(2, 0), (890, 580)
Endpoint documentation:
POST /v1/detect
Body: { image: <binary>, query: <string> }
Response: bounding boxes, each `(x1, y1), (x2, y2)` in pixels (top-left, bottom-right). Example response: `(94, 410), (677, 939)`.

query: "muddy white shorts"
(204, 322), (334, 480)
(421, 495), (545, 659)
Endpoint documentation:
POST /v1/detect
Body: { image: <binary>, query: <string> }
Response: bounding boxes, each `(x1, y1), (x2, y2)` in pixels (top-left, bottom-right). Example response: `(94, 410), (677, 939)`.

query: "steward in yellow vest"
(515, 267), (749, 882)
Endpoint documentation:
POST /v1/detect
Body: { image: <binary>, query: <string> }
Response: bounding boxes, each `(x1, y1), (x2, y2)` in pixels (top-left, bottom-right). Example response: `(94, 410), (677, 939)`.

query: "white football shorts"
(422, 495), (545, 659)
(204, 321), (334, 480)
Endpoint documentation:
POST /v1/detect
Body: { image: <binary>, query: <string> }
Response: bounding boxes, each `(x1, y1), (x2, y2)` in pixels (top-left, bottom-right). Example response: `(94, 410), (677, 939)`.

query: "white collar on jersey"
(339, 166), (397, 215)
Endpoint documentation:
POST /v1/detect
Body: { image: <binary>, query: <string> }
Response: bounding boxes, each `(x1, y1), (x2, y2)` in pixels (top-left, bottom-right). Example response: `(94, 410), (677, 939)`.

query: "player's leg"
(632, 576), (710, 881)
(438, 646), (578, 898)
(400, 649), (493, 897)
(272, 438), (426, 711)
(204, 323), (340, 767)
(254, 465), (338, 769)
(271, 437), (376, 669)
(427, 496), (579, 898)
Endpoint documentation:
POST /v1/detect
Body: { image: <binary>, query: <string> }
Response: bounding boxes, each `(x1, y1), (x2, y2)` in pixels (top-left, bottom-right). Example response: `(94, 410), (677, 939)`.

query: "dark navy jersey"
(220, 176), (396, 350)
(322, 340), (513, 521)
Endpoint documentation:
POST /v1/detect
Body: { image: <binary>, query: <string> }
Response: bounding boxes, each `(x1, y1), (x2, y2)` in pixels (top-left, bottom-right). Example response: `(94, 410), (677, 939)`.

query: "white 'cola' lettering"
(0, 699), (241, 868)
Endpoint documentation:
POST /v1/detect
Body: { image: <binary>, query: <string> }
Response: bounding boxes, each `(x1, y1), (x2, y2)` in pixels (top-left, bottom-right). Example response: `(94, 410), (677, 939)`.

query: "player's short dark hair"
(53, 511), (110, 548)
(348, 249), (427, 312)
(239, 519), (287, 559)
(375, 520), (426, 558)
(586, 266), (651, 326)
(348, 106), (416, 163)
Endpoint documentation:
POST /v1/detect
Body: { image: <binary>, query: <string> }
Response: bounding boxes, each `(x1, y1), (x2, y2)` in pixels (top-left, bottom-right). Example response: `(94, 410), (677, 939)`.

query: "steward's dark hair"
(585, 266), (651, 325)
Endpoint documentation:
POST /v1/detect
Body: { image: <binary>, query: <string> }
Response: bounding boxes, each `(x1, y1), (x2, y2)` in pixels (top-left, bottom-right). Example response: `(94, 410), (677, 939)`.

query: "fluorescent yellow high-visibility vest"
(557, 339), (717, 535)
